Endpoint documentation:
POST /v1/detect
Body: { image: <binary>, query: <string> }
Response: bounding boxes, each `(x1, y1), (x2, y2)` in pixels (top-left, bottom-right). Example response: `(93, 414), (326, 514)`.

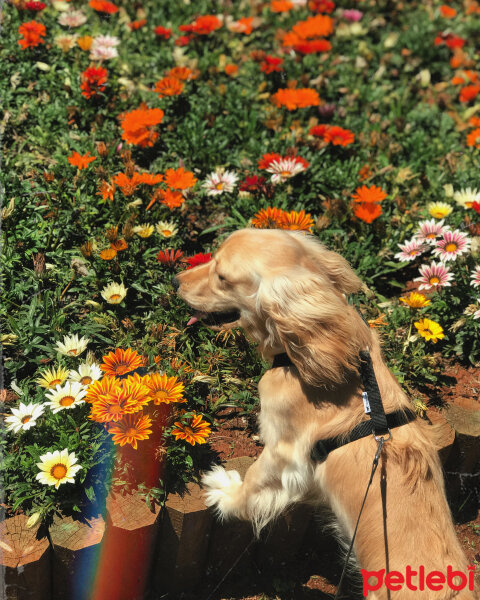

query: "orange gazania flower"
(101, 348), (145, 377)
(128, 19), (147, 30)
(111, 238), (128, 251)
(18, 20), (46, 49)
(77, 35), (93, 51)
(224, 64), (239, 76)
(271, 0), (293, 12)
(310, 124), (330, 138)
(89, 0), (118, 14)
(68, 151), (97, 170)
(155, 77), (184, 97)
(137, 172), (163, 185)
(158, 188), (185, 210)
(351, 185), (387, 204)
(108, 413), (153, 449)
(145, 373), (185, 404)
(324, 126), (355, 146)
(353, 202), (382, 224)
(99, 247), (117, 260)
(97, 180), (115, 202)
(185, 15), (222, 35)
(89, 378), (150, 422)
(466, 127), (480, 148)
(292, 14), (334, 38)
(459, 84), (480, 103)
(271, 88), (321, 110)
(120, 106), (164, 148)
(252, 207), (286, 229)
(164, 167), (197, 190)
(113, 172), (143, 196)
(440, 4), (457, 17)
(230, 16), (254, 35)
(86, 375), (119, 403)
(171, 413), (211, 445)
(282, 210), (314, 232)
(167, 66), (197, 81)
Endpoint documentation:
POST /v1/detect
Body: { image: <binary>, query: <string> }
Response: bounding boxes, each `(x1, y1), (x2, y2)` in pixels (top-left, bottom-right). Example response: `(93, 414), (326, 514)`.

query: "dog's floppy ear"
(256, 269), (368, 388)
(286, 231), (363, 295)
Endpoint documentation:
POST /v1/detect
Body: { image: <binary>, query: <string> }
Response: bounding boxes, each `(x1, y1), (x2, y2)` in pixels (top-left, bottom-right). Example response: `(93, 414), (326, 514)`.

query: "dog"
(175, 228), (477, 599)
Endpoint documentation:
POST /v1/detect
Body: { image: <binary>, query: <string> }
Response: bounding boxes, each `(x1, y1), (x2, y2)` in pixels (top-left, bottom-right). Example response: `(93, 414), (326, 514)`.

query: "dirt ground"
(204, 363), (480, 600)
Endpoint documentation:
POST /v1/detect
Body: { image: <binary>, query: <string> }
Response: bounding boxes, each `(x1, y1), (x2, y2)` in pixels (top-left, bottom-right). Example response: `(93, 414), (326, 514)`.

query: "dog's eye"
(217, 274), (226, 282)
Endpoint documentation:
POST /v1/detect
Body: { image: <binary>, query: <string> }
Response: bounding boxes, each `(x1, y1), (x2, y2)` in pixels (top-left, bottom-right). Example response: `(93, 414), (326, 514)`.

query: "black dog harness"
(272, 349), (416, 461)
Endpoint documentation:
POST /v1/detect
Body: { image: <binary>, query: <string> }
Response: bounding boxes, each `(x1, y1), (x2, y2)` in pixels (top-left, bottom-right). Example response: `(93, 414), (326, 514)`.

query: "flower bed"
(2, 0), (480, 594)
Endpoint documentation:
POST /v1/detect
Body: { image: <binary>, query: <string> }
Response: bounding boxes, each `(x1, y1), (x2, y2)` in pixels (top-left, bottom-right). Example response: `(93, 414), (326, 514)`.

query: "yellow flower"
(399, 292), (431, 308)
(414, 318), (444, 343)
(100, 282), (128, 304)
(133, 223), (154, 238)
(427, 202), (453, 219)
(35, 365), (70, 389)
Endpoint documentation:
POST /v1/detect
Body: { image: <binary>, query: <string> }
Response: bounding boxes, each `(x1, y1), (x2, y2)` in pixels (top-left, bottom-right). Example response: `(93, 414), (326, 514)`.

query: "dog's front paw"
(201, 466), (243, 519)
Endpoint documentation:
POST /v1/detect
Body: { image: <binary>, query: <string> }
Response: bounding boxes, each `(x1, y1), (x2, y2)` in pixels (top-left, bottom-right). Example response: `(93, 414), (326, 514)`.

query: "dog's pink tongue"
(187, 311), (206, 326)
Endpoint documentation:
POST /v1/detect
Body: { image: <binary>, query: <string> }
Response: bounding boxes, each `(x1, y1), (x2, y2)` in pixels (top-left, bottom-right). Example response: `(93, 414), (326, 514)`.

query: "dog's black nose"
(171, 275), (180, 291)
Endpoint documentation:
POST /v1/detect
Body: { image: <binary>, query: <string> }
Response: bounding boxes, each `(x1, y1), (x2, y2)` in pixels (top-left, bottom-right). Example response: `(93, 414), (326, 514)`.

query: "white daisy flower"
(413, 219), (449, 245)
(68, 362), (102, 387)
(35, 366), (70, 389)
(100, 282), (128, 304)
(55, 334), (90, 357)
(58, 10), (87, 27)
(266, 157), (309, 184)
(453, 187), (480, 209)
(44, 381), (87, 413)
(93, 35), (120, 48)
(4, 402), (45, 433)
(155, 220), (178, 238)
(394, 238), (428, 262)
(36, 449), (82, 489)
(90, 45), (118, 61)
(202, 169), (239, 196)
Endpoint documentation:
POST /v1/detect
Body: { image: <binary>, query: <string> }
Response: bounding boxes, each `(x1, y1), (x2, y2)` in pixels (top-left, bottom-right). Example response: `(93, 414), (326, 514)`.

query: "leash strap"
(358, 350), (389, 437)
(334, 436), (385, 599)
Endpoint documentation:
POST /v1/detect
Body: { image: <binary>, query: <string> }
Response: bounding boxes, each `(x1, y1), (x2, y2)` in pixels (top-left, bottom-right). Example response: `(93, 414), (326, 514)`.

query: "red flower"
(258, 153), (282, 169)
(80, 66), (108, 99)
(239, 175), (267, 192)
(179, 15), (221, 35)
(156, 249), (184, 266)
(293, 39), (331, 54)
(459, 84), (480, 103)
(472, 201), (480, 214)
(184, 253), (212, 269)
(154, 25), (172, 39)
(309, 0), (335, 12)
(323, 126), (355, 146)
(310, 124), (330, 137)
(260, 55), (284, 74)
(25, 1), (46, 11)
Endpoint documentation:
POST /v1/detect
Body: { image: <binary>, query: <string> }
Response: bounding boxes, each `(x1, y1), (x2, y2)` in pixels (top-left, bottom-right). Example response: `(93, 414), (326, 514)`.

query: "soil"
(205, 364), (480, 600)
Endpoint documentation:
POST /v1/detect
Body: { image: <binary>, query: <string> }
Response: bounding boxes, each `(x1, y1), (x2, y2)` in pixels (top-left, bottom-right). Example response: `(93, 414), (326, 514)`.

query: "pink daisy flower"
(414, 261), (454, 291)
(473, 308), (480, 319)
(471, 265), (480, 288)
(433, 230), (471, 262)
(394, 238), (428, 262)
(266, 157), (309, 184)
(413, 219), (449, 245)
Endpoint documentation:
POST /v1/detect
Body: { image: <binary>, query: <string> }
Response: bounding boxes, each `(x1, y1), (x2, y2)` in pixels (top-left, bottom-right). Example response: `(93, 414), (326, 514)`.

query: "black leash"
(334, 436), (385, 599)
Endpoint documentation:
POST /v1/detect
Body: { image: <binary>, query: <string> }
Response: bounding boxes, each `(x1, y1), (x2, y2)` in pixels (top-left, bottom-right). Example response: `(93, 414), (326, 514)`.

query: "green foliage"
(2, 0), (480, 520)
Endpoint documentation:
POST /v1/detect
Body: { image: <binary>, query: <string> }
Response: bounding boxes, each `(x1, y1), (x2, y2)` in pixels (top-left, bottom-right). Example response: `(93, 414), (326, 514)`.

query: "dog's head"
(176, 228), (370, 387)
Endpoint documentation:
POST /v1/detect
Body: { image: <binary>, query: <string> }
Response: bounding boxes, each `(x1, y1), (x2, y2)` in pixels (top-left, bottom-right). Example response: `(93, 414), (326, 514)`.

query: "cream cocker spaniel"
(175, 228), (476, 600)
